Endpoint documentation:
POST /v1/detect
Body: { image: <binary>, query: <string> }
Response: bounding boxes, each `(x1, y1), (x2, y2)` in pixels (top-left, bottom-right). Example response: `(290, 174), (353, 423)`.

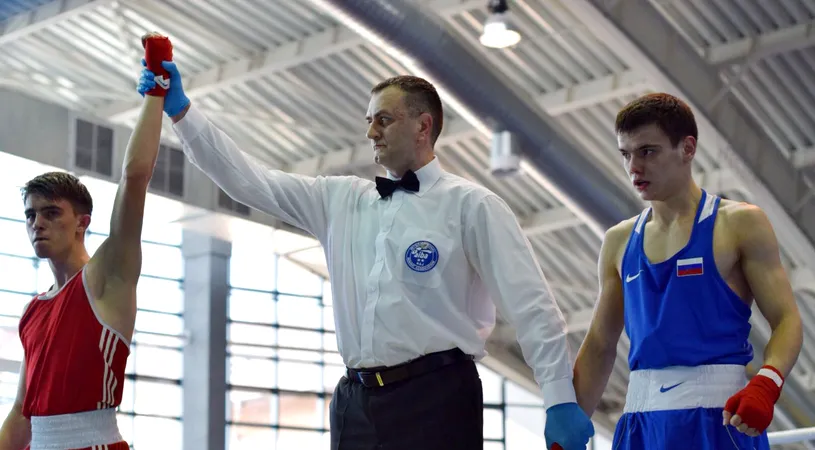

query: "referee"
(136, 48), (595, 450)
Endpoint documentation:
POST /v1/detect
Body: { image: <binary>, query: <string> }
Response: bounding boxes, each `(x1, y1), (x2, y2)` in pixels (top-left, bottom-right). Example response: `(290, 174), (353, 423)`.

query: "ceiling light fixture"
(479, 0), (521, 49)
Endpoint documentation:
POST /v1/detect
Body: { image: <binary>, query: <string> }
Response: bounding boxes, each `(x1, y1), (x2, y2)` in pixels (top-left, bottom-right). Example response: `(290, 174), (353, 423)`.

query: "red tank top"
(19, 267), (130, 418)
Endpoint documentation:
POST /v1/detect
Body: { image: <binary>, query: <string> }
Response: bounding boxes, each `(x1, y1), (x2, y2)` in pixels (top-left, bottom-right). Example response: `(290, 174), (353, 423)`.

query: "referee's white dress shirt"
(173, 104), (577, 407)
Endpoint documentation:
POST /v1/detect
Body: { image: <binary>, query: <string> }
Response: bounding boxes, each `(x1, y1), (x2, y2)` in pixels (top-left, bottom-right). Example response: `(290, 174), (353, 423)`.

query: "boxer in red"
(0, 33), (173, 450)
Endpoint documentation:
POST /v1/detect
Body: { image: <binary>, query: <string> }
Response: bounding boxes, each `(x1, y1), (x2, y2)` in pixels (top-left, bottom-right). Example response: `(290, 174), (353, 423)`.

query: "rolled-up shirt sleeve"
(463, 194), (576, 408)
(172, 104), (330, 241)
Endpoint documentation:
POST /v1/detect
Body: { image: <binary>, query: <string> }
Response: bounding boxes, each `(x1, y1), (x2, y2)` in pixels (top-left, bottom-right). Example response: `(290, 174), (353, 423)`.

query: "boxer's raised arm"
(86, 35), (170, 336)
(89, 95), (163, 288)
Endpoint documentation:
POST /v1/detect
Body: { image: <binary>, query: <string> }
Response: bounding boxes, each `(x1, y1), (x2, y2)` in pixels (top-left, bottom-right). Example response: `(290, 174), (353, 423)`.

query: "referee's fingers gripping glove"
(141, 32), (172, 97)
(723, 365), (784, 437)
(544, 402), (594, 450)
(137, 34), (190, 117)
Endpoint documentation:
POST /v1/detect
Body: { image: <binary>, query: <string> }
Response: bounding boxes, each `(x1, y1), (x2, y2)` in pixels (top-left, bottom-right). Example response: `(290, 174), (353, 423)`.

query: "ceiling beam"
(100, 25), (366, 121)
(793, 147), (815, 169)
(705, 21), (815, 65)
(791, 267), (815, 293)
(565, 307), (594, 334)
(520, 206), (584, 237)
(0, 0), (109, 47)
(540, 70), (649, 116)
(100, 0), (499, 124)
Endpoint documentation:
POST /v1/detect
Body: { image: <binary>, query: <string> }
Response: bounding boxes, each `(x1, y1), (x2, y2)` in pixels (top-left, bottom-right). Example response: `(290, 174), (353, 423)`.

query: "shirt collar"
(385, 157), (443, 198)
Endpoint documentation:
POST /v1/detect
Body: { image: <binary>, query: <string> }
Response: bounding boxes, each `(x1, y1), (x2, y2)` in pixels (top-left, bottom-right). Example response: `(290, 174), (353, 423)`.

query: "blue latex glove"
(544, 402), (595, 450)
(137, 59), (190, 117)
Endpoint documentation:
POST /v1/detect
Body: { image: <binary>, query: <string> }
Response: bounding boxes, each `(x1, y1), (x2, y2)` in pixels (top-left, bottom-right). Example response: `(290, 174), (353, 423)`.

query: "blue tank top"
(621, 190), (754, 371)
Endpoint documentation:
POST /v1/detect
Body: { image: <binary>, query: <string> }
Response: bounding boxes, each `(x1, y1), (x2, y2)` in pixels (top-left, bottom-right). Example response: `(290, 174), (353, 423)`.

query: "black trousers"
(329, 358), (484, 450)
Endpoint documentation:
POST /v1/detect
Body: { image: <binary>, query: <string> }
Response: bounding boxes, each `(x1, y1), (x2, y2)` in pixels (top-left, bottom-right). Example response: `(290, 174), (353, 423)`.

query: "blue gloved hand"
(137, 59), (190, 117)
(544, 402), (594, 450)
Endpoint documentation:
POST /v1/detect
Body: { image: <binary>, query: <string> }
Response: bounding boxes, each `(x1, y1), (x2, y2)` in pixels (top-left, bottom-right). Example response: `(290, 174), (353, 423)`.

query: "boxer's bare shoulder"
(713, 200), (773, 267)
(716, 199), (770, 234)
(605, 216), (640, 274)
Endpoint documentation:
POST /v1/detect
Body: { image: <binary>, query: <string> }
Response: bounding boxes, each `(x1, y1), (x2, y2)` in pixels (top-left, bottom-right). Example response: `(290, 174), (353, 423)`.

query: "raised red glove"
(141, 32), (173, 97)
(723, 365), (784, 433)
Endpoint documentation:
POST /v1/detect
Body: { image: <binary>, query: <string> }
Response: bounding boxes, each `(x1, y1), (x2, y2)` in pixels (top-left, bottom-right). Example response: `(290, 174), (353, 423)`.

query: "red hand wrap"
(142, 33), (173, 97)
(724, 365), (783, 432)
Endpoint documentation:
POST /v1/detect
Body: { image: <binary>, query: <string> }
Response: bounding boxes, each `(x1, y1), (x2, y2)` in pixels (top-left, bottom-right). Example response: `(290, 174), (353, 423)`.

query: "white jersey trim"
(697, 192), (718, 223)
(97, 327), (121, 410)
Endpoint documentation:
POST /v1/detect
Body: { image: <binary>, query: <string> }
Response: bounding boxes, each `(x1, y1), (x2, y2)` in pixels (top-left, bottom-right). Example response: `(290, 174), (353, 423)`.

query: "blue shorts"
(611, 407), (770, 450)
(612, 364), (770, 450)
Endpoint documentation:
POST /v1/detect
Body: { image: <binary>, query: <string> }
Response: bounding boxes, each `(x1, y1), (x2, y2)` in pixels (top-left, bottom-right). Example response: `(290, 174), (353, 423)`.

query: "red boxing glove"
(723, 365), (784, 433)
(141, 32), (173, 97)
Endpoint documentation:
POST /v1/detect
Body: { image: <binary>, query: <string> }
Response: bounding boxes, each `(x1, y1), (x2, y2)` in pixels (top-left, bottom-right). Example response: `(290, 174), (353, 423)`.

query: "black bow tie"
(375, 170), (420, 198)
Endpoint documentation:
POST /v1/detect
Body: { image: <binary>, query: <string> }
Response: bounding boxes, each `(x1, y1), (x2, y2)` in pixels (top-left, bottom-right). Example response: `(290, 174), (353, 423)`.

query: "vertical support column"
(182, 230), (231, 450)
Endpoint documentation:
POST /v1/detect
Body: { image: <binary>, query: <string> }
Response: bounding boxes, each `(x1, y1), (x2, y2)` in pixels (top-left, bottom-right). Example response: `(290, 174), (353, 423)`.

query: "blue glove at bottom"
(137, 59), (190, 117)
(544, 402), (594, 450)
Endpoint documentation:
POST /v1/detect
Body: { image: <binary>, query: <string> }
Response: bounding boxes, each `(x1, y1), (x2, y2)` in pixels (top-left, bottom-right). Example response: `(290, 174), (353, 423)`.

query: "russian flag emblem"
(677, 257), (704, 277)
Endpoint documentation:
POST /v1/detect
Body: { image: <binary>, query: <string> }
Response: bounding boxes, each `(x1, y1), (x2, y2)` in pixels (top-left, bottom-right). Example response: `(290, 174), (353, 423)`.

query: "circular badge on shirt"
(405, 240), (439, 272)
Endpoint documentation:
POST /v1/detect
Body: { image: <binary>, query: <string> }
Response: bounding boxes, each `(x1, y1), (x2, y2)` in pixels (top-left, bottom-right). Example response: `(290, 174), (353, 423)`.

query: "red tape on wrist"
(142, 33), (173, 97)
(723, 365), (784, 433)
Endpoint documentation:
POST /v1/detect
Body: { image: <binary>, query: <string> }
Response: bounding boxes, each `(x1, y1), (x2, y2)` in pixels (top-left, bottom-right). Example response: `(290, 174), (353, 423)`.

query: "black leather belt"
(347, 348), (474, 388)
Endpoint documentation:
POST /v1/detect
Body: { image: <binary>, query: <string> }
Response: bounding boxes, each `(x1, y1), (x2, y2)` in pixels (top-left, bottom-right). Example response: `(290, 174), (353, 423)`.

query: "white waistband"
(30, 408), (123, 450)
(624, 364), (748, 413)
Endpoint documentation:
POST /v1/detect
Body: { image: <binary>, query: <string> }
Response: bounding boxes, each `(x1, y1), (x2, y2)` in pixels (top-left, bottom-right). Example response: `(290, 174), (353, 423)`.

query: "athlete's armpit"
(734, 205), (802, 376)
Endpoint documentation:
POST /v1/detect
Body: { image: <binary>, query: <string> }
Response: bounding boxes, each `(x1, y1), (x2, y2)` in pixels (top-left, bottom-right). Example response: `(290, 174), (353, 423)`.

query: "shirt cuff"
(542, 377), (577, 409)
(171, 103), (208, 141)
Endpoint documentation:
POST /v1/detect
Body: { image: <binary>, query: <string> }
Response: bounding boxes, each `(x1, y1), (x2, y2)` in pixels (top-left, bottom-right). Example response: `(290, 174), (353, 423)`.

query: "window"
(479, 364), (548, 450)
(227, 240), (336, 449)
(228, 390), (278, 425)
(227, 425), (277, 450)
(505, 406), (546, 449)
(132, 415), (183, 449)
(276, 258), (322, 297)
(229, 238), (277, 292)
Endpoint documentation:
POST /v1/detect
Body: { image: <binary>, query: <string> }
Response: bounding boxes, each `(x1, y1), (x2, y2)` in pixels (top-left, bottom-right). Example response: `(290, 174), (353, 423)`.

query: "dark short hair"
(615, 93), (698, 147)
(22, 171), (93, 216)
(371, 75), (444, 145)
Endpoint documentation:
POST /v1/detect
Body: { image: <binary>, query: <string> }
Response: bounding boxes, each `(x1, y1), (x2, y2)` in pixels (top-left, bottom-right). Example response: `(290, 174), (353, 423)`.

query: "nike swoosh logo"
(659, 382), (684, 393)
(154, 75), (170, 90)
(625, 271), (643, 283)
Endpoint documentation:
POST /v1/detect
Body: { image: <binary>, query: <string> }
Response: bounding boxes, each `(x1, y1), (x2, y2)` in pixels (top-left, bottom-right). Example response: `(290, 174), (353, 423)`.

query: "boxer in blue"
(572, 93), (803, 449)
